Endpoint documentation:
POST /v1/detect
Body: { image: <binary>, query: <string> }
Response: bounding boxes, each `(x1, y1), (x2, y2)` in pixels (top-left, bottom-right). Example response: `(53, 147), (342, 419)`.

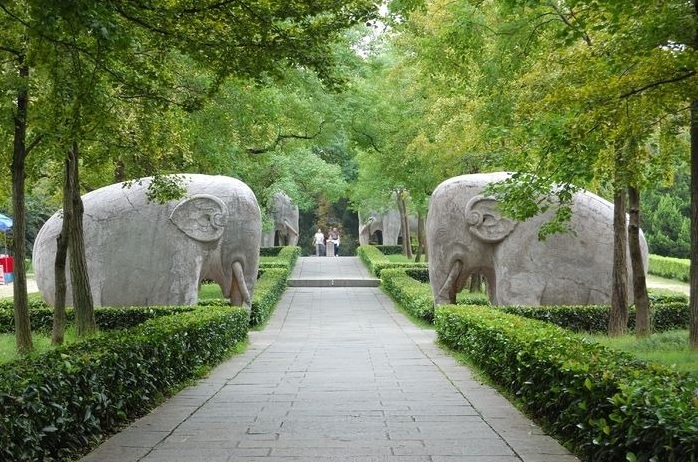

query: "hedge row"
(435, 305), (698, 462)
(0, 305), (249, 462)
(648, 255), (690, 282)
(357, 245), (428, 277)
(380, 269), (490, 323)
(380, 269), (437, 322)
(500, 300), (690, 334)
(201, 267), (290, 327)
(373, 245), (417, 255)
(0, 304), (195, 334)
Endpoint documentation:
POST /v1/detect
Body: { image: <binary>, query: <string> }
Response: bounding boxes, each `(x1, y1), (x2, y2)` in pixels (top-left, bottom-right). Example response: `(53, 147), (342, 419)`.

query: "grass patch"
(0, 327), (84, 364)
(199, 281), (224, 300)
(385, 254), (416, 262)
(585, 330), (698, 376)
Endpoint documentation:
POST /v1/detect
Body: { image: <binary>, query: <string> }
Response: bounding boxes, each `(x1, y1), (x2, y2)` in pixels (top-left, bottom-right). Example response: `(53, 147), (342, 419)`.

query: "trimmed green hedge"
(381, 269), (436, 322)
(648, 254), (690, 282)
(0, 305), (249, 462)
(357, 245), (427, 277)
(380, 268), (489, 323)
(436, 305), (698, 462)
(0, 304), (196, 334)
(357, 245), (389, 276)
(374, 245), (417, 255)
(259, 246), (300, 270)
(259, 246), (283, 257)
(500, 300), (690, 334)
(201, 248), (296, 326)
(250, 267), (289, 326)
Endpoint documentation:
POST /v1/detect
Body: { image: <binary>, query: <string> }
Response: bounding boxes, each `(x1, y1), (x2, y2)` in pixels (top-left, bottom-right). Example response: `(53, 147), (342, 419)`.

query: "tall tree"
(0, 0), (379, 345)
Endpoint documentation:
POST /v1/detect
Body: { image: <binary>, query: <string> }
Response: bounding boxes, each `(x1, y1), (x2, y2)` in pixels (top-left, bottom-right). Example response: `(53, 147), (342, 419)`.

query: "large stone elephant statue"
(358, 210), (418, 246)
(426, 172), (648, 306)
(261, 192), (299, 247)
(33, 174), (261, 309)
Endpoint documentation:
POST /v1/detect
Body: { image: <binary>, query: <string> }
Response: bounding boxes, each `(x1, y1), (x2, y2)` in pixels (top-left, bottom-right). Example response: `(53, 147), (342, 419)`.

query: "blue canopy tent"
(0, 213), (12, 232)
(0, 213), (12, 255)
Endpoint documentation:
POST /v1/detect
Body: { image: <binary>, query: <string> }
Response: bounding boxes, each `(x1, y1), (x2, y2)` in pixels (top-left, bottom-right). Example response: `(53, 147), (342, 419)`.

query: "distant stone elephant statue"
(261, 192), (299, 247)
(358, 210), (418, 246)
(426, 172), (648, 306)
(33, 174), (261, 309)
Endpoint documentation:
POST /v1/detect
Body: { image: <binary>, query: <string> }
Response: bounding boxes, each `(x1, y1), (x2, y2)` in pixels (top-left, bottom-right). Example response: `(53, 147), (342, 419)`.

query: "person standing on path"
(328, 227), (340, 256)
(313, 228), (325, 256)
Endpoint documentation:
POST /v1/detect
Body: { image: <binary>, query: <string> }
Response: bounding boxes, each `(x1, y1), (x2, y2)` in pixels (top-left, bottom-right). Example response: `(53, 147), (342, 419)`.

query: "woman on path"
(313, 228), (325, 256)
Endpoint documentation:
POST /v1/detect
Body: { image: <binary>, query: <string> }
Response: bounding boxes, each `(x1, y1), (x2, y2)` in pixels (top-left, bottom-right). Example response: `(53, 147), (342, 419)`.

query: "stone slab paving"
(80, 257), (579, 462)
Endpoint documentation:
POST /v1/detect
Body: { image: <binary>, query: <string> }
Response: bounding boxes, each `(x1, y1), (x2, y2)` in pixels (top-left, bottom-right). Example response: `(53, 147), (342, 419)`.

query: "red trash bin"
(0, 256), (13, 283)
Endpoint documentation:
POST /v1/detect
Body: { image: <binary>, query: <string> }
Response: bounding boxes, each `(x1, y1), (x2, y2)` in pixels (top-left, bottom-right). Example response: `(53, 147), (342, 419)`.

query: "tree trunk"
(628, 186), (651, 338)
(690, 0), (698, 351)
(12, 60), (32, 355)
(66, 141), (96, 336)
(690, 98), (698, 350)
(608, 188), (629, 336)
(52, 213), (69, 345)
(415, 212), (426, 262)
(396, 191), (413, 259)
(53, 152), (73, 344)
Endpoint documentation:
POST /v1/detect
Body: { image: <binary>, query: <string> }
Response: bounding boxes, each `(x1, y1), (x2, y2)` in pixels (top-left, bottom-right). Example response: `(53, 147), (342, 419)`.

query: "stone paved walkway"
(79, 257), (578, 461)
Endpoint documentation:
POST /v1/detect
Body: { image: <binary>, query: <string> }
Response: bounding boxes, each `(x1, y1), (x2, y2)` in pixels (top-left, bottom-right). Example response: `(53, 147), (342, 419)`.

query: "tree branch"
(549, 2), (592, 46)
(620, 71), (697, 99)
(247, 122), (325, 154)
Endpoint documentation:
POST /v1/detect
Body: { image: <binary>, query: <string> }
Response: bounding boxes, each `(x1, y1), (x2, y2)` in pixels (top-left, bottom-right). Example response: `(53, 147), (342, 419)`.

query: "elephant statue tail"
(230, 260), (251, 308)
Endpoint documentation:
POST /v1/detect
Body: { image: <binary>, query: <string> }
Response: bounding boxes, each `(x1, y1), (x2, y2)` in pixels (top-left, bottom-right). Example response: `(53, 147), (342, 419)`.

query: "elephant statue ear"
(465, 195), (517, 244)
(170, 194), (228, 243)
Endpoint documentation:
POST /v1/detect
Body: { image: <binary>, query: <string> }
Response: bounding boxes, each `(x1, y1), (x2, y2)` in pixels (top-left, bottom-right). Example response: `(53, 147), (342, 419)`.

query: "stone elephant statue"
(261, 192), (299, 247)
(33, 174), (261, 309)
(358, 210), (418, 246)
(426, 172), (648, 306)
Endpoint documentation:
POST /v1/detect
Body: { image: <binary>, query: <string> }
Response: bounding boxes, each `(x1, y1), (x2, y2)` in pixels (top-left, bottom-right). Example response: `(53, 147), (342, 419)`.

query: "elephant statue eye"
(212, 212), (225, 227)
(467, 211), (481, 226)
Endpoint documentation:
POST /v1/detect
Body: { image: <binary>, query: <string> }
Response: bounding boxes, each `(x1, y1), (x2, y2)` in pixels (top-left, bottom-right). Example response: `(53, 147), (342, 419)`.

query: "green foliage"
(404, 267), (429, 283)
(357, 244), (389, 275)
(380, 267), (489, 323)
(199, 246), (297, 327)
(499, 300), (690, 334)
(640, 169), (690, 258)
(249, 267), (290, 327)
(380, 268), (435, 322)
(356, 244), (426, 276)
(260, 246), (284, 257)
(648, 255), (690, 282)
(589, 330), (697, 376)
(375, 245), (406, 255)
(0, 301), (194, 334)
(0, 305), (249, 461)
(436, 305), (698, 462)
